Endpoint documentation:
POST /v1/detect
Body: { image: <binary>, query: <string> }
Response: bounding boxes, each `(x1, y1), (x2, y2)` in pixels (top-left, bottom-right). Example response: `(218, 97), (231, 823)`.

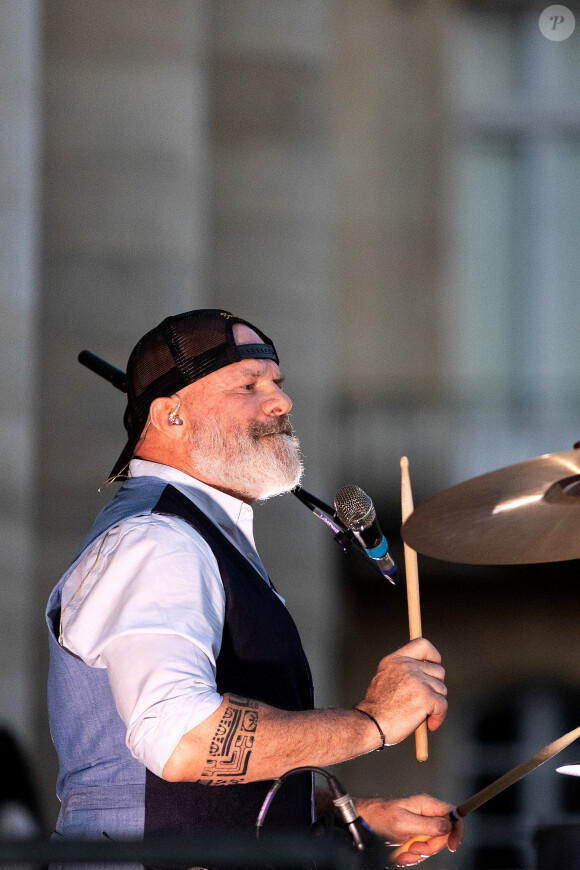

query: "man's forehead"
(233, 360), (283, 379)
(182, 355), (281, 395)
(217, 356), (282, 381)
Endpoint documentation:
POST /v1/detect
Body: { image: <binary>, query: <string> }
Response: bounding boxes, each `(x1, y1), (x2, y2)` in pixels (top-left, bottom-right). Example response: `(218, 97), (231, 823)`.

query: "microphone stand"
(291, 486), (355, 551)
(78, 350), (127, 392)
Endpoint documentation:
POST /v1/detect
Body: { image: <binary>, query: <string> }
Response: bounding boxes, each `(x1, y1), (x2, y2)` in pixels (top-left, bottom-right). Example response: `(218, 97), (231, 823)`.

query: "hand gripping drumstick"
(400, 456), (428, 763)
(389, 724), (580, 863)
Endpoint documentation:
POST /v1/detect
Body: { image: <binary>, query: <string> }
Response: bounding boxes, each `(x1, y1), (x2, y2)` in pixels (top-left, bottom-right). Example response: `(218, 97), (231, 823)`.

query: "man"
(46, 309), (463, 869)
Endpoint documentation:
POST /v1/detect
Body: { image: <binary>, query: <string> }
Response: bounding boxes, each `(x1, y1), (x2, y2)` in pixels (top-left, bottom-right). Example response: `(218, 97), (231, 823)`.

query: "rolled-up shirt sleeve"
(60, 514), (226, 777)
(100, 633), (223, 776)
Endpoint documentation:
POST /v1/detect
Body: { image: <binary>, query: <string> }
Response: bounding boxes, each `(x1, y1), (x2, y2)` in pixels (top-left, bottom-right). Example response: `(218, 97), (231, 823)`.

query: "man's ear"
(149, 396), (186, 436)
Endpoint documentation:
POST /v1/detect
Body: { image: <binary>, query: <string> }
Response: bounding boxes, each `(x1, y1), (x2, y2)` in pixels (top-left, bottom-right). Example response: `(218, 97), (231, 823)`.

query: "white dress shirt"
(60, 459), (276, 777)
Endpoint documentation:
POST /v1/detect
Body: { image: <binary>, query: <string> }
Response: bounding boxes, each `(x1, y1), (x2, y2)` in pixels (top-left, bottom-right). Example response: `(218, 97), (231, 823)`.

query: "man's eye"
(243, 383), (255, 391)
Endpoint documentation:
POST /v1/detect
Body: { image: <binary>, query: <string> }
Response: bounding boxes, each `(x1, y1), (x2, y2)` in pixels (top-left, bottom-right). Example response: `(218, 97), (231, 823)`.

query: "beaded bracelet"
(353, 706), (386, 751)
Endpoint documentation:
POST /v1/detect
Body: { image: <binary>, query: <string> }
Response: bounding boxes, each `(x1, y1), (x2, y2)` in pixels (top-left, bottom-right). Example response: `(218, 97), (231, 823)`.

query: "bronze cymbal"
(401, 448), (580, 565)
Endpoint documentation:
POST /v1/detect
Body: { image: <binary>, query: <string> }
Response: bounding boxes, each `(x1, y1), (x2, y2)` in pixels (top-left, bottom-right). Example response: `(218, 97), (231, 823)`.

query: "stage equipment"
(333, 485), (397, 582)
(0, 831), (380, 870)
(389, 724), (580, 863)
(292, 485), (398, 582)
(78, 350), (126, 392)
(557, 763), (580, 775)
(257, 766), (383, 859)
(400, 456), (428, 762)
(401, 448), (580, 564)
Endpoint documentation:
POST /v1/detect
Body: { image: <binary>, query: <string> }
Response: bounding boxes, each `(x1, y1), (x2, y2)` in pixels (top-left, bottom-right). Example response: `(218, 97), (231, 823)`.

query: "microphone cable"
(256, 766), (380, 853)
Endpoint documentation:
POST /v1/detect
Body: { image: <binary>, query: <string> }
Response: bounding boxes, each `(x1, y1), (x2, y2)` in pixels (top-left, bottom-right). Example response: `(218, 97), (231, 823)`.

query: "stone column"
(328, 0), (451, 800)
(36, 0), (211, 817)
(329, 0), (452, 503)
(0, 0), (41, 763)
(210, 0), (340, 703)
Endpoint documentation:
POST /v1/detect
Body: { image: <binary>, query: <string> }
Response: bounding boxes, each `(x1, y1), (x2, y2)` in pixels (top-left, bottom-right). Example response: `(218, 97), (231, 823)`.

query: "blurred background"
(3, 0), (580, 866)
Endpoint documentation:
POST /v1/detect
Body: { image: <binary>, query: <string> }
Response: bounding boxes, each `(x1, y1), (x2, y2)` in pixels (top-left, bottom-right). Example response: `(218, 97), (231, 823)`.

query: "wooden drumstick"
(400, 456), (428, 763)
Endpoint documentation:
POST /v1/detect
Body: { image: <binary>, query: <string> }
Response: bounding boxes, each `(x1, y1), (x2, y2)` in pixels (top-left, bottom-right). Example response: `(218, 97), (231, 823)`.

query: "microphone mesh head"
(334, 485), (376, 531)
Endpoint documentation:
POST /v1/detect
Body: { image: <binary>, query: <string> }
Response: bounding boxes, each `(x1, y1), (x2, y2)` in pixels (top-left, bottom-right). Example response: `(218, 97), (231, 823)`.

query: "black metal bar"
(292, 486), (338, 519)
(0, 833), (387, 869)
(292, 487), (355, 552)
(78, 351), (127, 393)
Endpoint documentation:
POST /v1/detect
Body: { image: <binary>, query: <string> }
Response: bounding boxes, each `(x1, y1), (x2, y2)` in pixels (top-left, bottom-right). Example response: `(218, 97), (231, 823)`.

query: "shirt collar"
(127, 458), (254, 534)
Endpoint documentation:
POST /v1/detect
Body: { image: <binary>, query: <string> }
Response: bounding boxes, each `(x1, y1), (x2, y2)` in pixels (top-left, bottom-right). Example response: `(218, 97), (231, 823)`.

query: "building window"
(448, 682), (580, 868)
(444, 2), (580, 480)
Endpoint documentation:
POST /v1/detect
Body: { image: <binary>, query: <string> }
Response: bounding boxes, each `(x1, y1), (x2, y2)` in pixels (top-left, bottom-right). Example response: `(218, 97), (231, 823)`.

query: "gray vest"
(46, 477), (313, 870)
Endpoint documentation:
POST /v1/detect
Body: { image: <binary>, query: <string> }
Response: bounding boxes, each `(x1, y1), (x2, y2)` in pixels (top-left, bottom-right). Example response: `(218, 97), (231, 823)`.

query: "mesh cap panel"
(131, 332), (177, 398)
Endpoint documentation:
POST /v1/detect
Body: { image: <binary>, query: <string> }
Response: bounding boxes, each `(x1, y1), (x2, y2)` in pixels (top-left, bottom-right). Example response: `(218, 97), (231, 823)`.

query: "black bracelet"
(353, 706), (386, 751)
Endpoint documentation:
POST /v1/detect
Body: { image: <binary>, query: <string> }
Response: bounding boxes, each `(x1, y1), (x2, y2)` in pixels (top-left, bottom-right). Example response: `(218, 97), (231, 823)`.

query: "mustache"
(249, 417), (294, 439)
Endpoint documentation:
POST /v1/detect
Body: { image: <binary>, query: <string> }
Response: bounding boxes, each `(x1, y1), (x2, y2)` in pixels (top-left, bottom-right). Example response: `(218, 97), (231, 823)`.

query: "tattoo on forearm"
(198, 695), (258, 785)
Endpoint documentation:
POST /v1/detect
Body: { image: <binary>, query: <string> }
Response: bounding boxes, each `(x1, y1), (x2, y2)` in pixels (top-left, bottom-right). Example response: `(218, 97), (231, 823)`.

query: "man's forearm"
(162, 639), (449, 784)
(162, 692), (381, 783)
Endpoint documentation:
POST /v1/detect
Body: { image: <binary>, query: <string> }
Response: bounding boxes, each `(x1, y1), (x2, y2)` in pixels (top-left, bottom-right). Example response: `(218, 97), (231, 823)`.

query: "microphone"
(334, 485), (397, 583)
(328, 775), (381, 852)
(256, 766), (386, 866)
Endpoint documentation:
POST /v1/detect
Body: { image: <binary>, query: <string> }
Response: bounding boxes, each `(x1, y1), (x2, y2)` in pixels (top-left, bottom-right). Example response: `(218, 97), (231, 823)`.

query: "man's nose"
(263, 386), (292, 416)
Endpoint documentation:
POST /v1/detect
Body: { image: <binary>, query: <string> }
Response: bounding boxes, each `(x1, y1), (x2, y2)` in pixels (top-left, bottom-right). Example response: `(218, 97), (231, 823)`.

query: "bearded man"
(46, 309), (462, 870)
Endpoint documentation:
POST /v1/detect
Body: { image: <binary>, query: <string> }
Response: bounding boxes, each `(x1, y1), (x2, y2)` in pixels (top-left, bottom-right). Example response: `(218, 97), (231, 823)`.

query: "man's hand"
(354, 794), (464, 866)
(356, 638), (448, 745)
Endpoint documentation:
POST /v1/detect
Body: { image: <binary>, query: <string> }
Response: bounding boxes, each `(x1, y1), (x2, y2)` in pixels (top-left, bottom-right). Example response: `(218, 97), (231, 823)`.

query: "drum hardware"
(401, 447), (580, 565)
(390, 724), (580, 863)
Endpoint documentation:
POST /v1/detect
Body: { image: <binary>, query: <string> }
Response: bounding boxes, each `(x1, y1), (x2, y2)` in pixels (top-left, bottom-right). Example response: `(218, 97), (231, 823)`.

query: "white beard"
(190, 415), (304, 501)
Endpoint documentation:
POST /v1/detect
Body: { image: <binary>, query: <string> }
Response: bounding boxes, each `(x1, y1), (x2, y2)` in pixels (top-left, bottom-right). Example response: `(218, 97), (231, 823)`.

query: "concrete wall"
(0, 0), (41, 758)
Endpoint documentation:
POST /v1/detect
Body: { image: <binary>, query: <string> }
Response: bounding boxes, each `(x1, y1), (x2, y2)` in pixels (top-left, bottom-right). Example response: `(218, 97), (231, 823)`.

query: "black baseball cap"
(110, 308), (278, 480)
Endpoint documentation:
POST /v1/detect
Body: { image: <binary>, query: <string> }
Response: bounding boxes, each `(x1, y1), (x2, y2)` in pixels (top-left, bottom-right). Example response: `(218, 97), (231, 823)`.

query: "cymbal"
(557, 764), (580, 776)
(401, 448), (580, 565)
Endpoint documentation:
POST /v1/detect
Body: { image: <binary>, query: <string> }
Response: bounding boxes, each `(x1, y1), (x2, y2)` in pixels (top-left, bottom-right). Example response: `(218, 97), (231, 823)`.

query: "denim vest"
(46, 477), (313, 870)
